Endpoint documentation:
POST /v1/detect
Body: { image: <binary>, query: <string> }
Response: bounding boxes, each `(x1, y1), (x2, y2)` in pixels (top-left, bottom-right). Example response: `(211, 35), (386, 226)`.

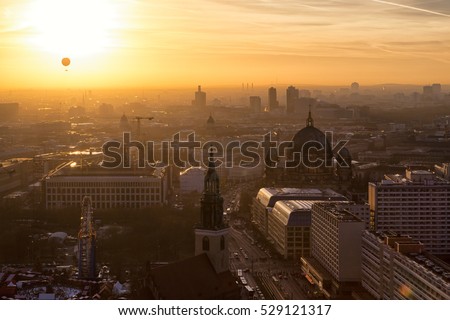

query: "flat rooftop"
(312, 202), (362, 222)
(372, 231), (450, 282)
(256, 187), (347, 207)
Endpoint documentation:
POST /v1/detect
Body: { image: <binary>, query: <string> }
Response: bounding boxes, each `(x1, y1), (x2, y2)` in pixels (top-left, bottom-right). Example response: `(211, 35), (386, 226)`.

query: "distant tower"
(286, 85), (299, 114)
(206, 113), (215, 128)
(78, 196), (96, 279)
(432, 83), (442, 96)
(194, 149), (229, 273)
(351, 82), (360, 93)
(249, 96), (262, 113)
(192, 85), (206, 107)
(119, 114), (131, 132)
(268, 87), (278, 111)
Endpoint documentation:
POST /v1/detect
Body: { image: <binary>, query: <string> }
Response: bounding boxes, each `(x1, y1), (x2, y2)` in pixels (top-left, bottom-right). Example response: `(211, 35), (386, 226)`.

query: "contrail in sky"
(371, 0), (450, 17)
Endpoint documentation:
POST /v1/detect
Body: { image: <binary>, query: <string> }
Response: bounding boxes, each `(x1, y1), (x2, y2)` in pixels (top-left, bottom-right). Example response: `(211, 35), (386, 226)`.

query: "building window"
(202, 236), (210, 251)
(220, 236), (225, 250)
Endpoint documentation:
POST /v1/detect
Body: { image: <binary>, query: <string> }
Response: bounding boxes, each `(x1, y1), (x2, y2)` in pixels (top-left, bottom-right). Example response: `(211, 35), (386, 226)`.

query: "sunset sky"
(1, 0), (450, 88)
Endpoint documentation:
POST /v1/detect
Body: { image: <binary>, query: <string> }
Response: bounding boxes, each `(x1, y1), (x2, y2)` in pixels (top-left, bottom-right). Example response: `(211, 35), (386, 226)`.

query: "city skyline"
(1, 0), (450, 89)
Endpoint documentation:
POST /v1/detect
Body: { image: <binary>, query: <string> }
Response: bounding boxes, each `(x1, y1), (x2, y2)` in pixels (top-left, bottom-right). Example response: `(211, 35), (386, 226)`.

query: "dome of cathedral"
(288, 111), (332, 162)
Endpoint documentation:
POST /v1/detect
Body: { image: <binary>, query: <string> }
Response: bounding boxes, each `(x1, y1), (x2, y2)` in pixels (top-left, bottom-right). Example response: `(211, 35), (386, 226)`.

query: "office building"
(361, 231), (450, 299)
(368, 169), (450, 254)
(302, 202), (364, 298)
(268, 87), (278, 111)
(43, 162), (167, 209)
(432, 83), (442, 96)
(249, 96), (262, 113)
(268, 200), (315, 259)
(252, 187), (347, 237)
(311, 202), (364, 282)
(286, 86), (299, 114)
(192, 85), (206, 107)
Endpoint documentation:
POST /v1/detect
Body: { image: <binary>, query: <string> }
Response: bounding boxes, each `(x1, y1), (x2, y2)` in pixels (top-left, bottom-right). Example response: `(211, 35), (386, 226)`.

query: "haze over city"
(1, 0), (450, 88)
(1, 0), (450, 303)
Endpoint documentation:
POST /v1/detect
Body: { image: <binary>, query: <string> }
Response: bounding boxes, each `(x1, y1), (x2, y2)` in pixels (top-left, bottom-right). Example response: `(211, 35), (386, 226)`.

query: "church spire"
(306, 105), (314, 127)
(199, 147), (224, 229)
(204, 148), (219, 194)
(194, 147), (229, 274)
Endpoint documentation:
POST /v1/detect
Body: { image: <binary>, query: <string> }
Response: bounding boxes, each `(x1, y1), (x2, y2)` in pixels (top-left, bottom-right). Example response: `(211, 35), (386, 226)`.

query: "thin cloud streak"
(371, 0), (450, 18)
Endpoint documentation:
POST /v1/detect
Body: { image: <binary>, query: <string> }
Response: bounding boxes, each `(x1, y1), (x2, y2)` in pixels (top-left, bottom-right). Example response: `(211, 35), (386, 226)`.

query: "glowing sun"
(26, 0), (120, 57)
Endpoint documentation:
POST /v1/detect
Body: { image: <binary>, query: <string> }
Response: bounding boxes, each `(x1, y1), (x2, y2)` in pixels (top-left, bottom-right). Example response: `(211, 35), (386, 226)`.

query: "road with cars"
(222, 183), (313, 300)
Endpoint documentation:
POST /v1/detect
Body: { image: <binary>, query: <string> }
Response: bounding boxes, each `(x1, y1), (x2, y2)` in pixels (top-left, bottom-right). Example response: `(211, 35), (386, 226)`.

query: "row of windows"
(47, 202), (159, 209)
(378, 188), (450, 192)
(47, 187), (160, 194)
(47, 181), (160, 187)
(47, 194), (160, 202)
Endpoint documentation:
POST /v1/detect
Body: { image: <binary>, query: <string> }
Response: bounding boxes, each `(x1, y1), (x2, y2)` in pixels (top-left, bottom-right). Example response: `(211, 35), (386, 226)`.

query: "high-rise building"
(432, 83), (442, 96)
(249, 96), (262, 113)
(268, 87), (278, 111)
(192, 85), (206, 107)
(194, 151), (230, 273)
(310, 202), (364, 283)
(286, 86), (299, 114)
(301, 202), (364, 298)
(361, 231), (450, 299)
(78, 196), (96, 279)
(368, 169), (450, 254)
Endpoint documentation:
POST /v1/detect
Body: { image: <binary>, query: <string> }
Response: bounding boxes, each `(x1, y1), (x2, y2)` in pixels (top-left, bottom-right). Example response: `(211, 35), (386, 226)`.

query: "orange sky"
(1, 0), (450, 88)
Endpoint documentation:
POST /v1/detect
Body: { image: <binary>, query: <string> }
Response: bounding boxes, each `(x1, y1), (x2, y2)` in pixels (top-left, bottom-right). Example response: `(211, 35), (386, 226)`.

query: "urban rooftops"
(256, 187), (346, 207)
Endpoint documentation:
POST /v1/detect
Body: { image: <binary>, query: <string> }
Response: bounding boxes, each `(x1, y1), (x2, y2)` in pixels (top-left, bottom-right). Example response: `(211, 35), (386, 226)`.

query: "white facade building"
(44, 162), (167, 209)
(362, 230), (450, 299)
(368, 169), (450, 254)
(311, 202), (364, 282)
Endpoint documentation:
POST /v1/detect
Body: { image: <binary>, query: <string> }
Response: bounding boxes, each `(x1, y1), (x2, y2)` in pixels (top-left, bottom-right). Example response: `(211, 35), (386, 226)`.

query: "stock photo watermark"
(101, 131), (350, 169)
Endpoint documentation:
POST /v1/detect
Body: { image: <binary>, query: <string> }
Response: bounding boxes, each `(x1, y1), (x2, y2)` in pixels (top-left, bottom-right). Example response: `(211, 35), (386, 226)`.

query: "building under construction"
(78, 196), (96, 279)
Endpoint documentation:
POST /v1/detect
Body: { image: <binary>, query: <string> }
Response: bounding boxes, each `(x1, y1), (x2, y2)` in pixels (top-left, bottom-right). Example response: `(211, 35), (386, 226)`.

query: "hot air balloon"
(61, 57), (71, 67)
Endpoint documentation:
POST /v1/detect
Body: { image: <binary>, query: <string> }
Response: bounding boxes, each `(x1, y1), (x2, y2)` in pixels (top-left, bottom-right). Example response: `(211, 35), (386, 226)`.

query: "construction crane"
(78, 196), (96, 279)
(134, 116), (154, 138)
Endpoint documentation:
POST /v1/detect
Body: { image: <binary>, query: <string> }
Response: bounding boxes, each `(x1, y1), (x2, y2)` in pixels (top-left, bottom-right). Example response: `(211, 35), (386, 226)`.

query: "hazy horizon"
(2, 0), (450, 89)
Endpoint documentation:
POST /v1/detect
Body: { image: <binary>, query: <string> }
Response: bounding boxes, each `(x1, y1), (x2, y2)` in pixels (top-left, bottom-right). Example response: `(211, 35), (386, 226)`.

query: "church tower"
(194, 150), (230, 273)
